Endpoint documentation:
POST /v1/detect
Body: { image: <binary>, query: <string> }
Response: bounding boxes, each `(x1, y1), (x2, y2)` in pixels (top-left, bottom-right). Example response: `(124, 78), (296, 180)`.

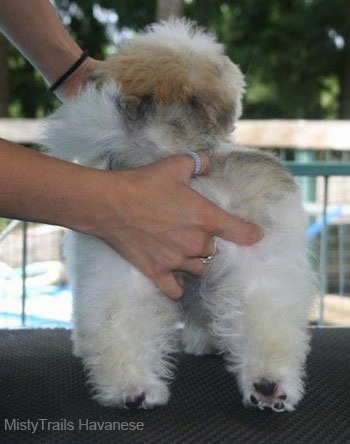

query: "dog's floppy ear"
(188, 57), (245, 133)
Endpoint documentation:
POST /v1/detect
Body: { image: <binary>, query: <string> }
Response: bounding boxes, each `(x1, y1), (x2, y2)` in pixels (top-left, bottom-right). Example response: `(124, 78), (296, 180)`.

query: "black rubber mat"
(0, 328), (349, 443)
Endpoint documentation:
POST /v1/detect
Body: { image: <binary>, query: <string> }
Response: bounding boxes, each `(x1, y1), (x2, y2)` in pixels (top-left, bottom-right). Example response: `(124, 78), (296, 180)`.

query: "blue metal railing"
(284, 162), (350, 177)
(1, 159), (349, 327)
(284, 161), (350, 325)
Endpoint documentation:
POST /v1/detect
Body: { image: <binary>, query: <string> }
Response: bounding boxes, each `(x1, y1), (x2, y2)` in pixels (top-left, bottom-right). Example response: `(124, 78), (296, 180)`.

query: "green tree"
(3, 0), (350, 119)
(0, 35), (10, 117)
(185, 0), (350, 119)
(157, 0), (183, 20)
(4, 0), (157, 117)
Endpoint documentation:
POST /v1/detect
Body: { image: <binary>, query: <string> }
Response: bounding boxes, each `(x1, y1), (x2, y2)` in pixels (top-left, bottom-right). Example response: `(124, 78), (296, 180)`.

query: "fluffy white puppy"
(44, 20), (314, 412)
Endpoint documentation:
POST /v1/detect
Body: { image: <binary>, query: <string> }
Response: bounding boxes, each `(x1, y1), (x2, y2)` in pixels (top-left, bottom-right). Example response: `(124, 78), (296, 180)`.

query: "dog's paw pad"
(248, 379), (291, 412)
(124, 392), (146, 410)
(119, 383), (169, 410)
(272, 401), (285, 412)
(122, 390), (157, 410)
(253, 379), (276, 397)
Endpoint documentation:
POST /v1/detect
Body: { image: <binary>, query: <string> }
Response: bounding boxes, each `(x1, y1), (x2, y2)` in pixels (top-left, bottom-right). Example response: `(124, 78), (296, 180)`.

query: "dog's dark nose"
(124, 392), (145, 409)
(253, 379), (276, 397)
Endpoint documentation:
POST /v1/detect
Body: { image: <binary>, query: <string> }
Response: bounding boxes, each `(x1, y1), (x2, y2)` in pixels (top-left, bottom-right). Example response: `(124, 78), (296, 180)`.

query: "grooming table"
(0, 328), (349, 443)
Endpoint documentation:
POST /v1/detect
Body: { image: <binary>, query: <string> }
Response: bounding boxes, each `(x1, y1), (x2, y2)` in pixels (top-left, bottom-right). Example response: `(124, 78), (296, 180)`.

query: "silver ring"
(199, 242), (217, 265)
(181, 149), (202, 177)
(199, 255), (215, 265)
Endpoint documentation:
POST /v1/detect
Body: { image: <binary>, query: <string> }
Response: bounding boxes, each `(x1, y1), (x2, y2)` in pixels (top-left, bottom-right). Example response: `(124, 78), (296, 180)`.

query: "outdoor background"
(0, 0), (349, 327)
(1, 0), (350, 120)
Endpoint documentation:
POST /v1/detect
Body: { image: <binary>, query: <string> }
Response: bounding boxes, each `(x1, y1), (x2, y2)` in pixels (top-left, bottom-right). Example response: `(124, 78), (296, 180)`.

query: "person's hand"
(0, 139), (262, 300)
(89, 153), (263, 299)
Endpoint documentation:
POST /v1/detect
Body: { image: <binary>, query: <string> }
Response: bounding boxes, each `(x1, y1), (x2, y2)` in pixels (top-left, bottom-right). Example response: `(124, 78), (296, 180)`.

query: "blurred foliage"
(185, 0), (350, 119)
(6, 0), (350, 119)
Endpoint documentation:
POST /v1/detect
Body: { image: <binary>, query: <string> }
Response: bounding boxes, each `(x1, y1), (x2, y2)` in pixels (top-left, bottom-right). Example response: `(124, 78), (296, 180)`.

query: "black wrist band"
(49, 50), (89, 93)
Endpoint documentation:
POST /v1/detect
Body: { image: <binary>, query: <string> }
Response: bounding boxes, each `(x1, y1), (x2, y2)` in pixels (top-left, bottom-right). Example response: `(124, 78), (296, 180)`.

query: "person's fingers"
(191, 151), (210, 176)
(199, 237), (217, 258)
(168, 151), (210, 183)
(180, 257), (207, 275)
(213, 211), (264, 246)
(197, 202), (263, 246)
(173, 272), (185, 291)
(169, 234), (217, 276)
(157, 158), (262, 246)
(145, 235), (216, 296)
(156, 272), (185, 300)
(175, 229), (216, 259)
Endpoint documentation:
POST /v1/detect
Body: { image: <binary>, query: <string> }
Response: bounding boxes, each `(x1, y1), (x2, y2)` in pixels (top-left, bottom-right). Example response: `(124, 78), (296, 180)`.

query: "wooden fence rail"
(1, 118), (350, 150)
(235, 120), (350, 150)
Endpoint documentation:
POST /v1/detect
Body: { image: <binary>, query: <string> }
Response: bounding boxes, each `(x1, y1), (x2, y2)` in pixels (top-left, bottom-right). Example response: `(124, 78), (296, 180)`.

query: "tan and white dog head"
(45, 19), (245, 167)
(92, 19), (245, 136)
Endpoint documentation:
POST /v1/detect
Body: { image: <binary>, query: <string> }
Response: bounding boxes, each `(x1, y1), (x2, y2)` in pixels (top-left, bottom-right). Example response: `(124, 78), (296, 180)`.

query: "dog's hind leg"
(195, 152), (315, 412)
(86, 283), (180, 408)
(203, 224), (313, 412)
(69, 234), (181, 409)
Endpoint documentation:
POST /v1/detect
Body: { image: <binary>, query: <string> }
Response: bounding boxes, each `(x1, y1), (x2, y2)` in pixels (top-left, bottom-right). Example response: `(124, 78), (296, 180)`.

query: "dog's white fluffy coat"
(43, 20), (315, 412)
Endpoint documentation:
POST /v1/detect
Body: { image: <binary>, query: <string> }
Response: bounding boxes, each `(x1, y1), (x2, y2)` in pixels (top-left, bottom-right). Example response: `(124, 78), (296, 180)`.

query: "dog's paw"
(95, 381), (170, 409)
(121, 383), (170, 410)
(244, 378), (296, 412)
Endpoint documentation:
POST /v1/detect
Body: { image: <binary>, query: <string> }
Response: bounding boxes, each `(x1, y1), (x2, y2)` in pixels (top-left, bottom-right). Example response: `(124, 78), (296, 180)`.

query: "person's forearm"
(0, 138), (104, 232)
(0, 0), (80, 85)
(0, 0), (98, 97)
